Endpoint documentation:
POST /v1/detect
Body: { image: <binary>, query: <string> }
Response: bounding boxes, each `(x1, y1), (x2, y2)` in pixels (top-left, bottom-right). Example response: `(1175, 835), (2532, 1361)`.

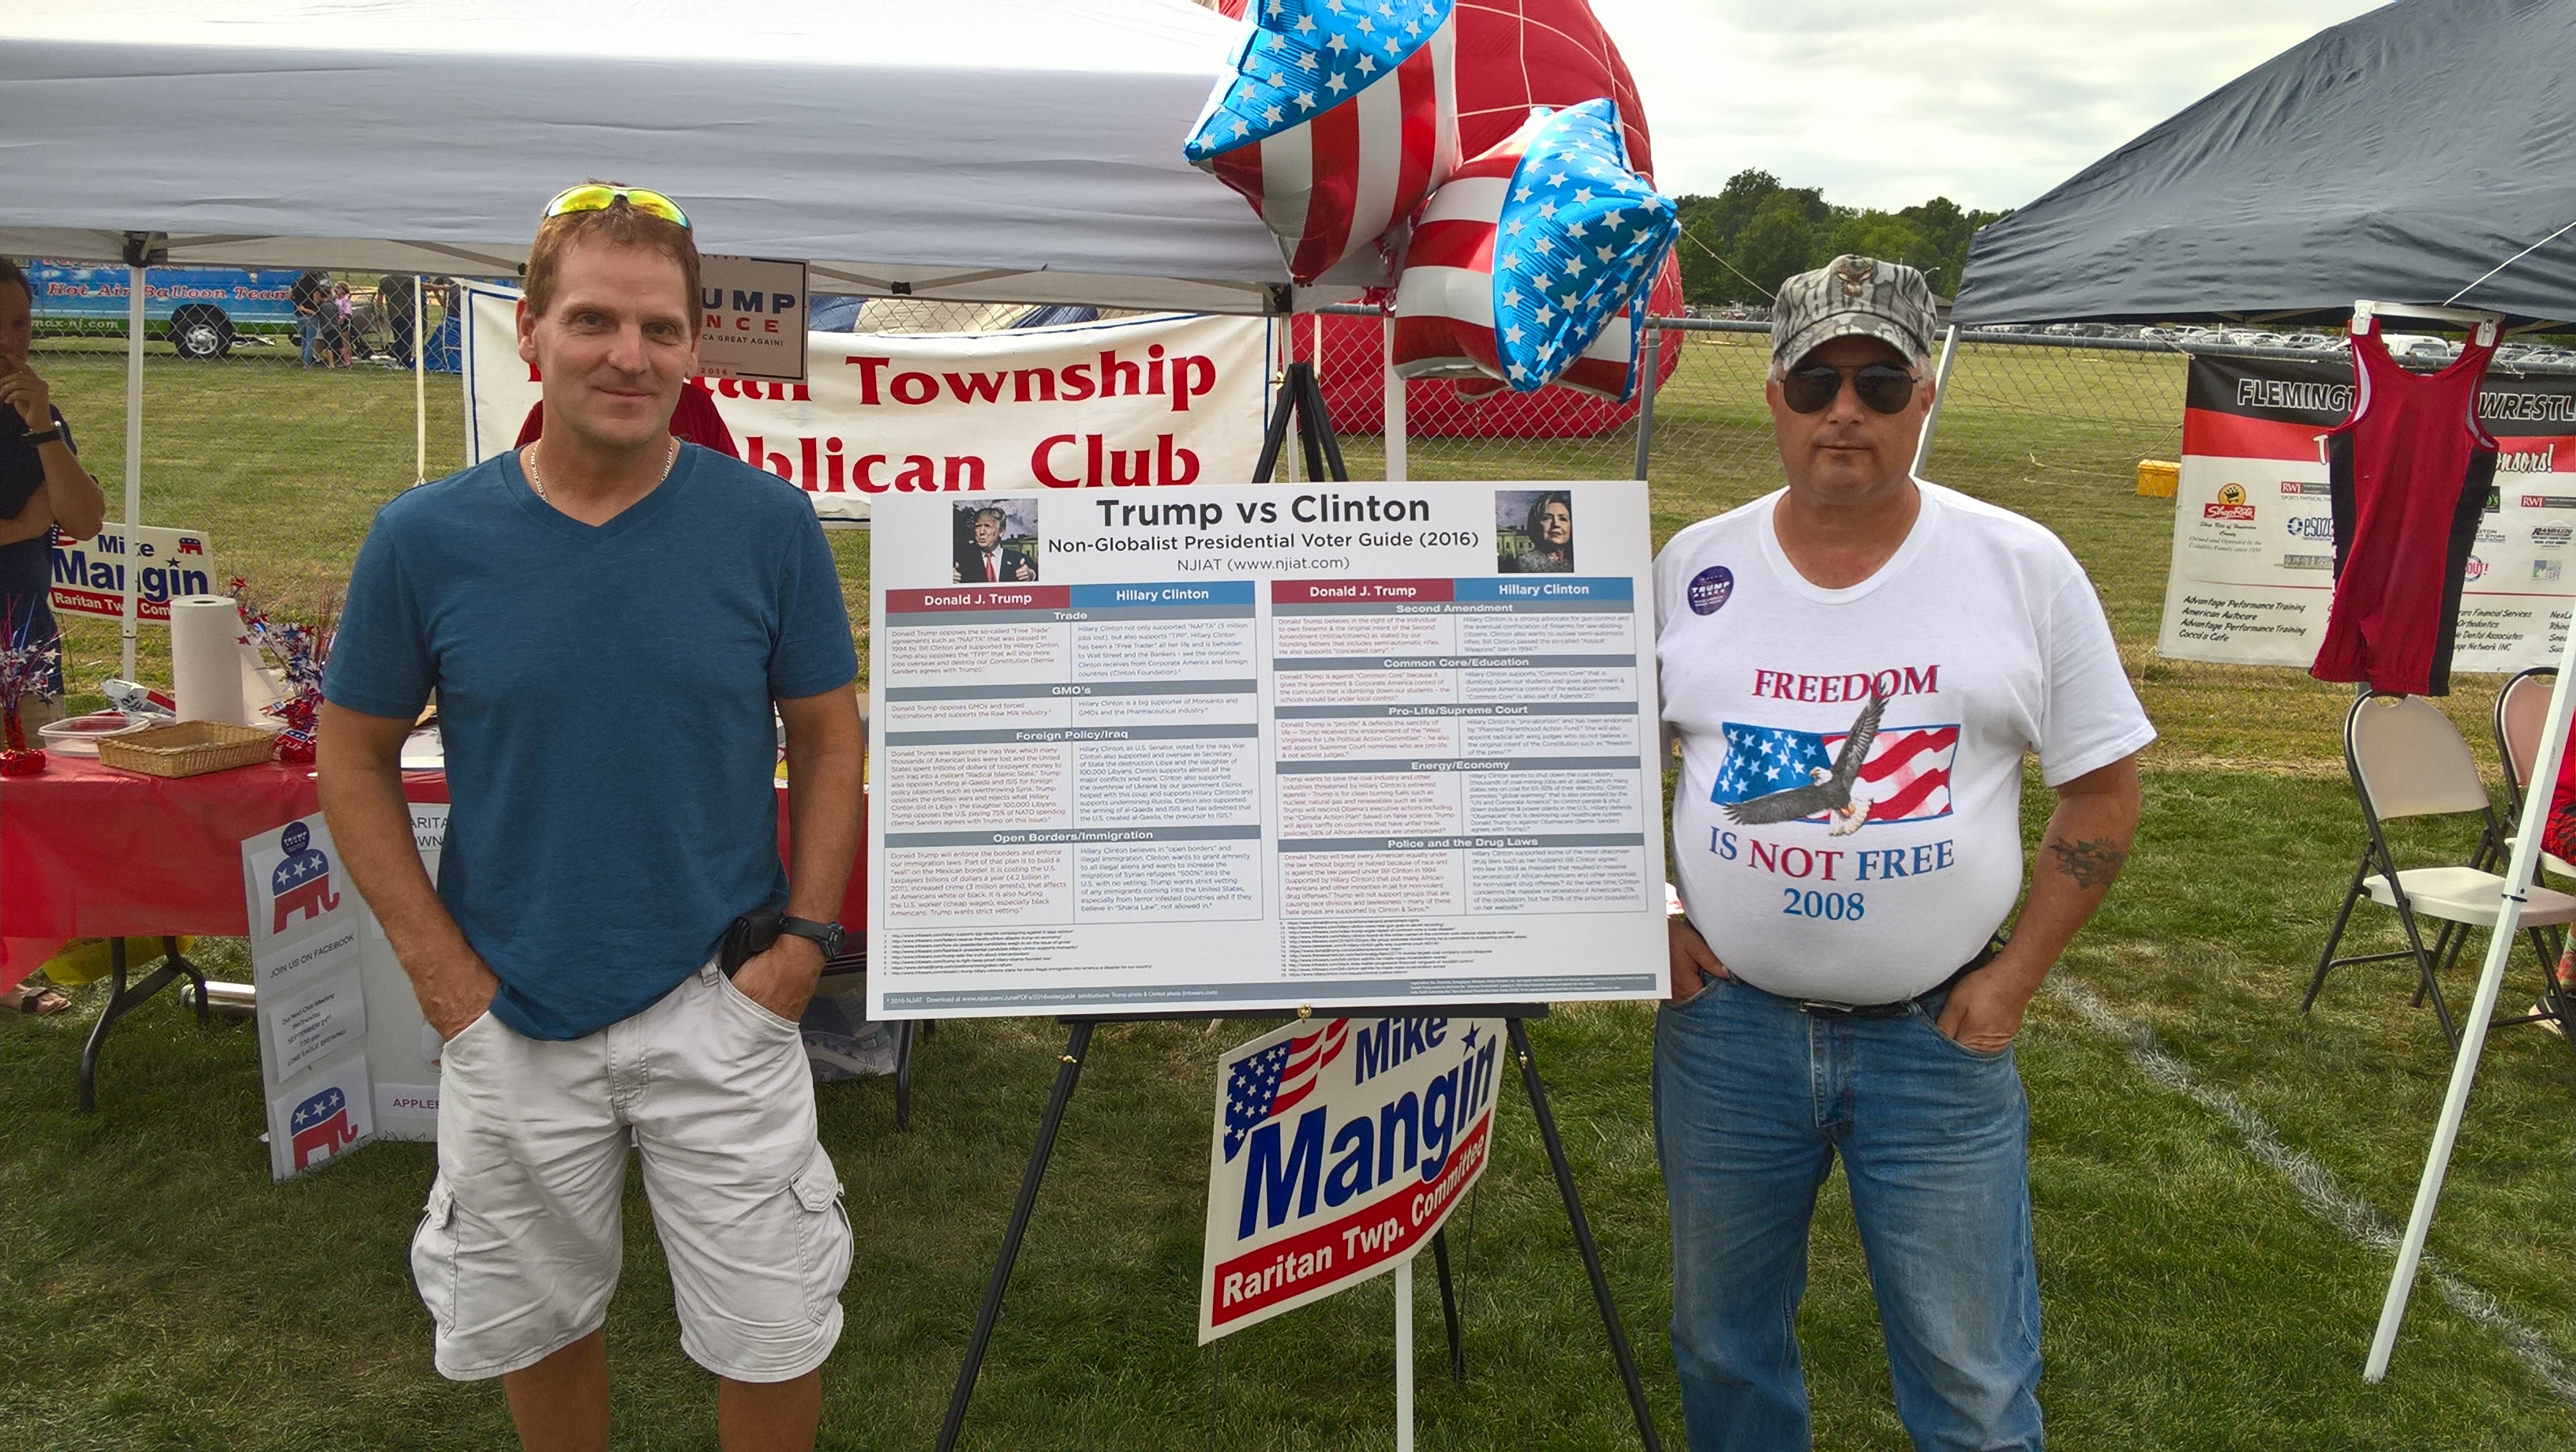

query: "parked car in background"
(22, 258), (304, 360)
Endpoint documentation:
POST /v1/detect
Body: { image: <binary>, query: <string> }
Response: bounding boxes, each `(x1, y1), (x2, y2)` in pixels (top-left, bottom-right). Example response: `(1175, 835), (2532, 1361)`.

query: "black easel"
(1252, 359), (1349, 485)
(934, 1006), (1661, 1452)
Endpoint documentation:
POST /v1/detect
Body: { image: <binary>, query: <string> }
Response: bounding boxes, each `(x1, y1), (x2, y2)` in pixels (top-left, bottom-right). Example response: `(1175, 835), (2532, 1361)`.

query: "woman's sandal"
(4, 982), (71, 1016)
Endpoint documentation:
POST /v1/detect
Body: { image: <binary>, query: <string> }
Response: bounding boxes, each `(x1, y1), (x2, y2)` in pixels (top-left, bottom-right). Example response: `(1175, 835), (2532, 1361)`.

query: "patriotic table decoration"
(232, 581), (334, 766)
(0, 604), (60, 777)
(1184, 0), (1460, 286)
(1393, 97), (1676, 401)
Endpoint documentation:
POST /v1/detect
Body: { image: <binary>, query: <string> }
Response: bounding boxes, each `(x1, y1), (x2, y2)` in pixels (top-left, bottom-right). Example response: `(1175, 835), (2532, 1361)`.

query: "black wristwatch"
(20, 427), (62, 447)
(777, 915), (846, 959)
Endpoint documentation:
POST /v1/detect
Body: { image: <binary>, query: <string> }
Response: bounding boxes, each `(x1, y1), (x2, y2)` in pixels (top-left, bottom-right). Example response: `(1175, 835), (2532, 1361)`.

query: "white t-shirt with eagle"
(1654, 480), (2154, 1004)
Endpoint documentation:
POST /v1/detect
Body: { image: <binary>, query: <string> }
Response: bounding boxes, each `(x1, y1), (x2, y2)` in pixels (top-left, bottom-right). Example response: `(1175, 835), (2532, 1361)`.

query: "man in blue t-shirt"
(317, 185), (860, 1452)
(1, 256), (110, 720)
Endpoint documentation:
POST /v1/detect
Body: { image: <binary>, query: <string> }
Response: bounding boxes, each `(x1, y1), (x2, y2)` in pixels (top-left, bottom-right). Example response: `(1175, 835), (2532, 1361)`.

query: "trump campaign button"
(1687, 565), (1734, 616)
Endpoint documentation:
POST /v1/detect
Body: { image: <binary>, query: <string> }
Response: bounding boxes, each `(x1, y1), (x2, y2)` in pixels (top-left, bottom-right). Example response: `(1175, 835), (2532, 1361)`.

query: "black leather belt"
(1795, 935), (2006, 1020)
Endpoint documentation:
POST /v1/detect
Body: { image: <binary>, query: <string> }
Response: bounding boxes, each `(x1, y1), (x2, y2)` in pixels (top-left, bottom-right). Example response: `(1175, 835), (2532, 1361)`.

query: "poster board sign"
(48, 522), (216, 623)
(1200, 1014), (1500, 1342)
(462, 284), (1269, 521)
(242, 809), (444, 1176)
(864, 480), (1668, 1020)
(242, 815), (372, 1179)
(698, 254), (810, 384)
(2159, 352), (2576, 668)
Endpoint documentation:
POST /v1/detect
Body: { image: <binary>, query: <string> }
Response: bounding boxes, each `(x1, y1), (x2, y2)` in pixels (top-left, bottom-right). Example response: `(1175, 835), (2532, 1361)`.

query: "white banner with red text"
(1200, 1014), (1500, 1342)
(462, 283), (1273, 521)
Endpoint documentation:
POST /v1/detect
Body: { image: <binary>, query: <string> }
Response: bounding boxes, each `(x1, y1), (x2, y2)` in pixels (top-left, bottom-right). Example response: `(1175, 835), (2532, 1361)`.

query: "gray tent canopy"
(1956, 0), (2576, 328)
(0, 0), (1343, 315)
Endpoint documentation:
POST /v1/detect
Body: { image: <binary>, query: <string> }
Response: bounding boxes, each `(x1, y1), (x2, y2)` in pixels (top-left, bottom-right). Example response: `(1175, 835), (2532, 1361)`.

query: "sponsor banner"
(48, 522), (216, 624)
(698, 254), (810, 384)
(2159, 353), (2576, 669)
(1199, 1015), (1502, 1342)
(464, 285), (1271, 522)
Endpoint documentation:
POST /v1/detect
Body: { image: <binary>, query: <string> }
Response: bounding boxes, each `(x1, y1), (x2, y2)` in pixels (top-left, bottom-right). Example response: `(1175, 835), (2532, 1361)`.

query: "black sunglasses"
(1782, 362), (1918, 415)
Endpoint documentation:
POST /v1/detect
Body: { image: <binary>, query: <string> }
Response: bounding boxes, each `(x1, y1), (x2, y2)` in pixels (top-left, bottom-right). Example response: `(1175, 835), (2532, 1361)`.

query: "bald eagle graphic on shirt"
(1712, 694), (1959, 833)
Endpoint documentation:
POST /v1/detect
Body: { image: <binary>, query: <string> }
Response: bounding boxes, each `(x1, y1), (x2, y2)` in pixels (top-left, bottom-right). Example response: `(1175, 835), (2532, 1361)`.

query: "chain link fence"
(24, 282), (2210, 709)
(1297, 304), (2190, 499)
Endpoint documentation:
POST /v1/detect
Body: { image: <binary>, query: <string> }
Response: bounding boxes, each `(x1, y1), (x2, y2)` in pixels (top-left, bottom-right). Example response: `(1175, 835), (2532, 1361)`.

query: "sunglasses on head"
(542, 183), (691, 231)
(1781, 361), (1917, 415)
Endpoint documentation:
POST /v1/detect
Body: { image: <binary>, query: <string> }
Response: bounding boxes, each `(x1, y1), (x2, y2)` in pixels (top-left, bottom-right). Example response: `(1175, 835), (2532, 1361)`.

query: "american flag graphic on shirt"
(1709, 720), (1960, 826)
(1222, 1018), (1350, 1159)
(1185, 0), (1459, 286)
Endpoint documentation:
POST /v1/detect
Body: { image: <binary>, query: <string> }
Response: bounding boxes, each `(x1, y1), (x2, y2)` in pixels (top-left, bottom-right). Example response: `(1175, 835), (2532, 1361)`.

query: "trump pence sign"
(1200, 1014), (1501, 1342)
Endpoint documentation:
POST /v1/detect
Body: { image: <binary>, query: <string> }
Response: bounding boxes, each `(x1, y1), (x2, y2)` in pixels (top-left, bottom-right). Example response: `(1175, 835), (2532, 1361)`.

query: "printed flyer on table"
(866, 481), (1668, 1018)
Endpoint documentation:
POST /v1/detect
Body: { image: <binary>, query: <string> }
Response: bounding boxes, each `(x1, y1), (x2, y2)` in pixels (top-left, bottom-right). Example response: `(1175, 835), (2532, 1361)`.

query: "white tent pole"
(413, 275), (427, 486)
(120, 264), (143, 681)
(2366, 634), (2576, 1378)
(1382, 312), (1406, 484)
(1395, 1254), (1414, 1452)
(1911, 323), (1960, 477)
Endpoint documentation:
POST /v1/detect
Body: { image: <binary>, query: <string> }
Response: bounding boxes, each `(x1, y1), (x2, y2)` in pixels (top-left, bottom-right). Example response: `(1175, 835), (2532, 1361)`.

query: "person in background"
(1653, 255), (2151, 1450)
(0, 255), (107, 1017)
(329, 282), (357, 367)
(377, 275), (417, 370)
(291, 269), (328, 367)
(318, 182), (859, 1452)
(0, 255), (107, 720)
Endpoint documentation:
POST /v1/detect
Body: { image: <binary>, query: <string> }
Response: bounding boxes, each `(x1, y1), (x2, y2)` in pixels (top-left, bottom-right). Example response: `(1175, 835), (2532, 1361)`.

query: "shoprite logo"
(2205, 483), (2256, 522)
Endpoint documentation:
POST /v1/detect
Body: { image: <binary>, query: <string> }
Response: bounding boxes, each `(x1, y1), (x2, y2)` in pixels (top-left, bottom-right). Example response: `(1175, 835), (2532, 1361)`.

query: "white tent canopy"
(0, 0), (1335, 314)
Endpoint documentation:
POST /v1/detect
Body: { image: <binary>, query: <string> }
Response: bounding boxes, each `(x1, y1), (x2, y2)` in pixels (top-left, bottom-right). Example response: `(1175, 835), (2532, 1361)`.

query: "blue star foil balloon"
(1183, 0), (1458, 286)
(1394, 98), (1676, 400)
(1487, 99), (1676, 395)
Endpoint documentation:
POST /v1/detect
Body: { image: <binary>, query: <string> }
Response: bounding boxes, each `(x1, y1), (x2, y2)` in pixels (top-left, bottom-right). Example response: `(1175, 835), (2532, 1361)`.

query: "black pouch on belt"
(718, 908), (784, 979)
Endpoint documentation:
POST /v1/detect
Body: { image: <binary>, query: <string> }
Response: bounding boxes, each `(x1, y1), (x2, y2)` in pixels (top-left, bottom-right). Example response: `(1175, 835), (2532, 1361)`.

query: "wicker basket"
(95, 720), (278, 778)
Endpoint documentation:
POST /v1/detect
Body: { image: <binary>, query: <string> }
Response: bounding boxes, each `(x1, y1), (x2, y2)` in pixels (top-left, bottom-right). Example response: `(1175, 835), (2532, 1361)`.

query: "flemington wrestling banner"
(2162, 352), (2576, 669)
(462, 284), (1271, 520)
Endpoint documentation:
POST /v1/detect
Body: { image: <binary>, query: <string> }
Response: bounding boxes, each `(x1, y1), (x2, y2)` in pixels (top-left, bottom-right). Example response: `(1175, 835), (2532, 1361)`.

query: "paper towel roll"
(171, 595), (249, 724)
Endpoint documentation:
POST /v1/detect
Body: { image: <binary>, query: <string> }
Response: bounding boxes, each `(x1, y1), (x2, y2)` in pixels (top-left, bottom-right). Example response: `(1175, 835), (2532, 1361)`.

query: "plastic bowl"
(37, 711), (161, 757)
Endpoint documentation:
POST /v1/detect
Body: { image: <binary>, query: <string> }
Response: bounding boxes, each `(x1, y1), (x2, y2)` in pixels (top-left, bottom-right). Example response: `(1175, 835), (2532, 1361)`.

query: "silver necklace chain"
(526, 437), (678, 502)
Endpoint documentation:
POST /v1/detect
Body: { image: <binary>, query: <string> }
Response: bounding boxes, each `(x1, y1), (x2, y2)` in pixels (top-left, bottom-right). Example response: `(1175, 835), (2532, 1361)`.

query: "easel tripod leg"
(1432, 1226), (1464, 1384)
(1507, 1018), (1662, 1452)
(937, 1019), (1095, 1452)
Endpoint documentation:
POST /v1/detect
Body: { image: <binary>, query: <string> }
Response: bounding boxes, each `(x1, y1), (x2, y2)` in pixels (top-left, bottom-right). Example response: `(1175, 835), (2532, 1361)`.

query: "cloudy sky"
(1588, 1), (2390, 211)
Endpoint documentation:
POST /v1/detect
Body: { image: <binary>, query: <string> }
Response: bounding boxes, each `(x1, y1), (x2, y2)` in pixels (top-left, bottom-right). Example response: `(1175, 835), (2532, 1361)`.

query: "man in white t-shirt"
(1651, 256), (2152, 1452)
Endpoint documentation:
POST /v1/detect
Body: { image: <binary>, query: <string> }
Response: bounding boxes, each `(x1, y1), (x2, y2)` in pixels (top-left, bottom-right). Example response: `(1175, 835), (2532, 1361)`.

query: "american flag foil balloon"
(1184, 0), (1459, 286)
(1394, 99), (1676, 400)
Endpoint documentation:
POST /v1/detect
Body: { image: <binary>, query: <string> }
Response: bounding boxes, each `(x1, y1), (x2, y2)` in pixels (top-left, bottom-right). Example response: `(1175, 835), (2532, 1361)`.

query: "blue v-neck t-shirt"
(325, 444), (857, 1040)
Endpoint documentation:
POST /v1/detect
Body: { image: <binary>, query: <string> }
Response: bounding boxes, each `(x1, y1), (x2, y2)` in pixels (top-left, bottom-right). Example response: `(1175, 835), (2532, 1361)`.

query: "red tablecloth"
(0, 758), (865, 987)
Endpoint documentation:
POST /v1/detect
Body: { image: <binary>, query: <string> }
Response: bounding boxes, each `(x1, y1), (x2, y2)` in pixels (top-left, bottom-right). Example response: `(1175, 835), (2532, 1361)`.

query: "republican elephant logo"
(270, 821), (342, 933)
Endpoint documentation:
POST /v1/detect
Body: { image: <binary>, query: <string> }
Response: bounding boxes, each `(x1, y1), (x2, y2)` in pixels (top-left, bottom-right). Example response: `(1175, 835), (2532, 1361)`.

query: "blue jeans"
(298, 312), (320, 365)
(1653, 973), (2042, 1451)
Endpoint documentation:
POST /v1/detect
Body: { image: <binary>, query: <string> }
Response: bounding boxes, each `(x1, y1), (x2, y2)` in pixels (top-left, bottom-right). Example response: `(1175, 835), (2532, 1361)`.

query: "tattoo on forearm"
(2047, 836), (2130, 890)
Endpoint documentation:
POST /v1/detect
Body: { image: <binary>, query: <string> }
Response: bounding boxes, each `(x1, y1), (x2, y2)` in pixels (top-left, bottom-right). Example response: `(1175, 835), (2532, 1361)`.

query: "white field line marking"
(2050, 977), (2576, 1405)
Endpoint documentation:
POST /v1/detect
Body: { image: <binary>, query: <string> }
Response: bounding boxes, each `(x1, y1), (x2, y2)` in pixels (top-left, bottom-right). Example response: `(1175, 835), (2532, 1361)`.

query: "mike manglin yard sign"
(1200, 1014), (1502, 1342)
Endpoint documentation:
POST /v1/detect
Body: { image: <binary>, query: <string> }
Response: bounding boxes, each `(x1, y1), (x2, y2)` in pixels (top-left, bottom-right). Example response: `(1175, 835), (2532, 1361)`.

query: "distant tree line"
(1673, 170), (2009, 306)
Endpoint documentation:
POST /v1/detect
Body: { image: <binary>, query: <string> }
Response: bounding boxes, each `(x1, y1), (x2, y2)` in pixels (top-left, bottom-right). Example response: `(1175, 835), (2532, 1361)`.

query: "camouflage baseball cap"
(1771, 255), (1938, 369)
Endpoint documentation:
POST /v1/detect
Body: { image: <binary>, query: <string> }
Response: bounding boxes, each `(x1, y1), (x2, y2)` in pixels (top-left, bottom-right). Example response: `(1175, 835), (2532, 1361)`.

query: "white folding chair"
(2492, 666), (2576, 880)
(2306, 693), (2576, 1046)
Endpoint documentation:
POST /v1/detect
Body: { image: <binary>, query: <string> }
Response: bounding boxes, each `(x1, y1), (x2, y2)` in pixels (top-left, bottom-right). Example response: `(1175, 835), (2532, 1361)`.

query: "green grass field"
(4, 343), (2573, 1449)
